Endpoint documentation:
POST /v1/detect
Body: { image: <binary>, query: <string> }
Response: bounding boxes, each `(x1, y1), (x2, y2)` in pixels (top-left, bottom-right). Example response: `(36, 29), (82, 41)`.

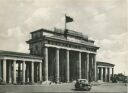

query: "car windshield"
(78, 79), (88, 83)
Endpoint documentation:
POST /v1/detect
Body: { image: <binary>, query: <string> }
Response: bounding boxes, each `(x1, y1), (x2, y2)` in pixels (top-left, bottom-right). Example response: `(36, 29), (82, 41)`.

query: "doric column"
(104, 67), (107, 82)
(0, 60), (2, 80)
(97, 67), (100, 80)
(107, 68), (110, 82)
(89, 54), (94, 82)
(112, 68), (114, 77)
(78, 52), (81, 79)
(18, 62), (21, 82)
(26, 63), (30, 82)
(96, 65), (98, 81)
(13, 60), (16, 84)
(3, 59), (6, 82)
(101, 67), (103, 81)
(31, 62), (34, 83)
(8, 62), (12, 83)
(39, 62), (42, 81)
(66, 50), (69, 82)
(98, 67), (101, 80)
(86, 53), (89, 80)
(44, 47), (48, 81)
(56, 48), (59, 83)
(22, 61), (25, 83)
(93, 54), (97, 81)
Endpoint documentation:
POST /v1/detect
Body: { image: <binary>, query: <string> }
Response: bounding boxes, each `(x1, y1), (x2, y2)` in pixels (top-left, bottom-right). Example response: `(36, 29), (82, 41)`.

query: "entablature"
(0, 56), (42, 62)
(44, 36), (99, 53)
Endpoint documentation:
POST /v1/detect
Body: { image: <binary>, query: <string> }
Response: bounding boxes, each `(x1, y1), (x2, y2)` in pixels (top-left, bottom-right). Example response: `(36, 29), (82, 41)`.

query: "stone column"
(22, 61), (25, 83)
(89, 54), (93, 82)
(44, 47), (48, 81)
(13, 60), (16, 84)
(105, 67), (107, 82)
(97, 67), (100, 80)
(31, 62), (34, 83)
(8, 62), (12, 83)
(96, 65), (98, 81)
(39, 62), (42, 81)
(26, 63), (30, 82)
(93, 54), (97, 81)
(0, 60), (2, 80)
(78, 52), (81, 79)
(3, 59), (6, 83)
(86, 53), (89, 80)
(56, 48), (59, 83)
(98, 67), (100, 80)
(66, 50), (69, 82)
(18, 62), (21, 82)
(112, 68), (114, 77)
(101, 67), (103, 81)
(107, 68), (110, 82)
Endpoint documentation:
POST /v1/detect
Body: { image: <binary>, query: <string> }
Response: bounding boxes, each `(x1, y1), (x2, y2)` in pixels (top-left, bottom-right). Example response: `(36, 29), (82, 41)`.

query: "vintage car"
(75, 79), (91, 91)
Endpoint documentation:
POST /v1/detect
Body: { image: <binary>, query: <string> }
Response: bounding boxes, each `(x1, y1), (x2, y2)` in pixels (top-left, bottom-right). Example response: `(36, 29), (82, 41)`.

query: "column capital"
(56, 47), (60, 50)
(44, 46), (49, 48)
(31, 61), (35, 63)
(85, 52), (89, 54)
(13, 59), (17, 61)
(3, 58), (7, 60)
(79, 51), (82, 53)
(22, 60), (26, 62)
(89, 53), (96, 55)
(66, 48), (70, 51)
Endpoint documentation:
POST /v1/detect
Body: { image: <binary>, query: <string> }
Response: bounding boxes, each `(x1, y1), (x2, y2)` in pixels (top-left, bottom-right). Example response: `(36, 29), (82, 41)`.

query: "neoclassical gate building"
(0, 28), (116, 84)
(27, 28), (99, 83)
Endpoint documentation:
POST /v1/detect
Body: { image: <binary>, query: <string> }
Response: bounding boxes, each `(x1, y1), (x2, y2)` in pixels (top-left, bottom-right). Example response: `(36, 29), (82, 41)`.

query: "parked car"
(75, 79), (91, 91)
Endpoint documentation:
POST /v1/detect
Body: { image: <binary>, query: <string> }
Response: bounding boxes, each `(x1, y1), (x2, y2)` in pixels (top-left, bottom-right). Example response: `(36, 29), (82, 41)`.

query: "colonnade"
(0, 59), (42, 84)
(43, 46), (97, 82)
(97, 67), (114, 82)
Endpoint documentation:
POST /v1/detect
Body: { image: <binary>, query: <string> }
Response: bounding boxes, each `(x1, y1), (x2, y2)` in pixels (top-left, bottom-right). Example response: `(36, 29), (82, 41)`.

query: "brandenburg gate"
(27, 28), (99, 83)
(0, 28), (115, 84)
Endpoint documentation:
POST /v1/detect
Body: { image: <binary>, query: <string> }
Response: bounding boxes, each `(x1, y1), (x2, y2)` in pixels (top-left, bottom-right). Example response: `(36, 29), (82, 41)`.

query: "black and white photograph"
(0, 0), (127, 92)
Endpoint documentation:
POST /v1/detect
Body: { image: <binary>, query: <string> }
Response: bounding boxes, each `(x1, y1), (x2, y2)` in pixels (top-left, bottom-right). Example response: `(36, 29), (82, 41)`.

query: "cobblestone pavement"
(0, 83), (127, 93)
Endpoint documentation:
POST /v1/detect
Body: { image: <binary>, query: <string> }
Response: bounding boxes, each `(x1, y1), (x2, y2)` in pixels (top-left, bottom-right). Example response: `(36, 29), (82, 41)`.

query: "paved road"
(0, 83), (127, 92)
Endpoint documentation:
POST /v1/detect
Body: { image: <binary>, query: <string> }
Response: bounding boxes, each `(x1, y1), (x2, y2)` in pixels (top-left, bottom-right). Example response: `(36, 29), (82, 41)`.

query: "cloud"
(0, 26), (29, 52)
(96, 32), (128, 75)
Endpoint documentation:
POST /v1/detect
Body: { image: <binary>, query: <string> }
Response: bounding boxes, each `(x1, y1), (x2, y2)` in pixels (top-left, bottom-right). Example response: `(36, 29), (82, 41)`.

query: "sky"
(0, 0), (127, 75)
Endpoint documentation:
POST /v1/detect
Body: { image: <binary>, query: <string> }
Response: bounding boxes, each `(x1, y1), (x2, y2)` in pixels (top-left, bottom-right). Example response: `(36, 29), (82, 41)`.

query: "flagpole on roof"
(65, 14), (67, 31)
(64, 14), (67, 39)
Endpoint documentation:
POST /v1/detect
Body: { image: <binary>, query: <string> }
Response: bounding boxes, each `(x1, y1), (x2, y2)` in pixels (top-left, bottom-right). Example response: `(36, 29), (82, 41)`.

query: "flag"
(66, 15), (73, 23)
(64, 15), (73, 39)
